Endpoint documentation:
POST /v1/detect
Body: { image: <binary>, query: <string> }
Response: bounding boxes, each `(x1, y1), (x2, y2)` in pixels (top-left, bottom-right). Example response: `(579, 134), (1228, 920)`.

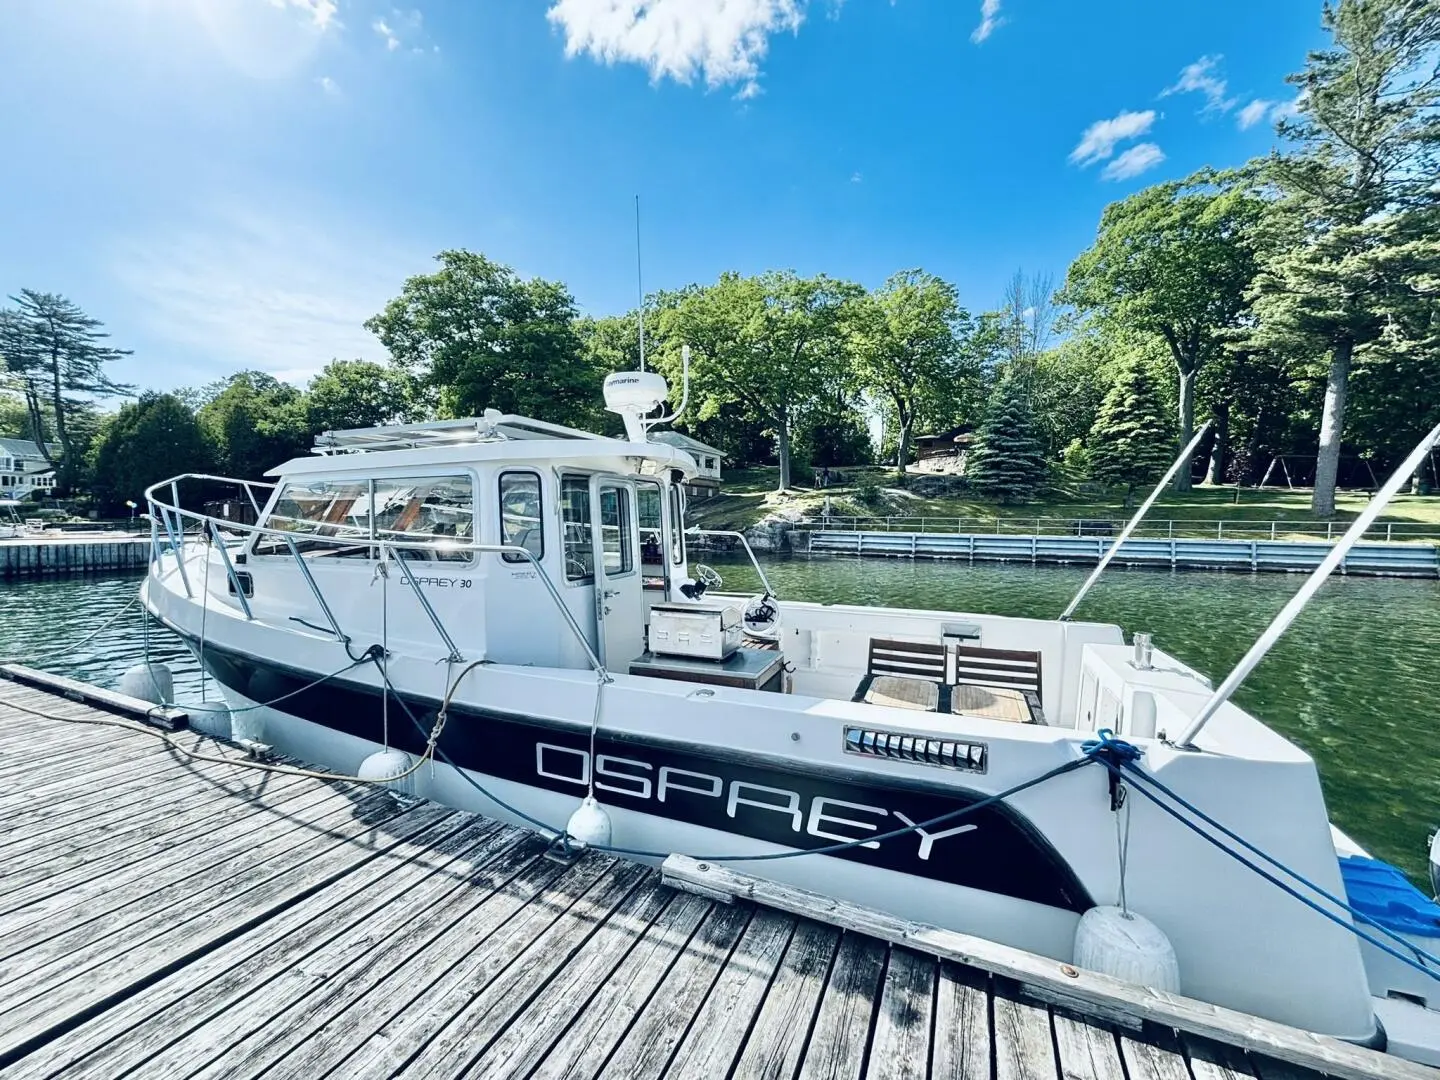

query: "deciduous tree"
(657, 271), (861, 491)
(89, 394), (212, 513)
(1061, 172), (1263, 492)
(306, 359), (419, 433)
(198, 372), (310, 479)
(366, 250), (602, 428)
(848, 270), (972, 472)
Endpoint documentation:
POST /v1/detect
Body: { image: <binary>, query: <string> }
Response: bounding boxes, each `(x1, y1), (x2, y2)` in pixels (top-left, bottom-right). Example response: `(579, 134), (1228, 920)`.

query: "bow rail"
(143, 474), (607, 678)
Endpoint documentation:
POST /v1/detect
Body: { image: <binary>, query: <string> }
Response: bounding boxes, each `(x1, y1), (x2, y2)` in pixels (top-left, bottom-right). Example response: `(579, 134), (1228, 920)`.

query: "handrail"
(686, 528), (776, 596)
(386, 547), (464, 662)
(1174, 418), (1440, 748)
(145, 473), (608, 679)
(1060, 422), (1210, 621)
(207, 519), (252, 620)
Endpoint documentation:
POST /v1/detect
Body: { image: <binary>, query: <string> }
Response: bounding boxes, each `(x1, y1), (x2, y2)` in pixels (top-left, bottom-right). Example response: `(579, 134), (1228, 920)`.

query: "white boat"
(141, 367), (1440, 1066)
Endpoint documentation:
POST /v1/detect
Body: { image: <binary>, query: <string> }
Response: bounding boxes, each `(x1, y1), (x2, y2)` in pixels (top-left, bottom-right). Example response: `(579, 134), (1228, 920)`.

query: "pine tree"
(967, 369), (1046, 504)
(1087, 362), (1176, 503)
(0, 290), (134, 493)
(1247, 0), (1440, 517)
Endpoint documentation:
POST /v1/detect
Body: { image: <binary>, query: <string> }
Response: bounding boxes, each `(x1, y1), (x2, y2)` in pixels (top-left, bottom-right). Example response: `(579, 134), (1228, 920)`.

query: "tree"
(306, 359), (418, 433)
(966, 369), (1047, 504)
(1087, 361), (1177, 503)
(0, 290), (134, 493)
(89, 394), (212, 514)
(366, 250), (602, 428)
(1248, 0), (1440, 516)
(1061, 171), (1263, 492)
(656, 271), (861, 491)
(848, 270), (970, 472)
(198, 372), (310, 479)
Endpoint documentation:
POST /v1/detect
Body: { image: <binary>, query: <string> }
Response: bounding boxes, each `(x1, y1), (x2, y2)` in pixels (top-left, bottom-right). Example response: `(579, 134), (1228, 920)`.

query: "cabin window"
(637, 482), (664, 567)
(254, 474), (474, 561)
(253, 479), (373, 558)
(560, 475), (594, 582)
(668, 485), (685, 565)
(372, 475), (473, 562)
(499, 471), (543, 564)
(598, 486), (633, 575)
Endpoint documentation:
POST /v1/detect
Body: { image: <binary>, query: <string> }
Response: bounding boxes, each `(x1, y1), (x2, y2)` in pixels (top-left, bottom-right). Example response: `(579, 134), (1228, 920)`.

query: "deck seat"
(853, 639), (952, 713)
(951, 645), (1045, 723)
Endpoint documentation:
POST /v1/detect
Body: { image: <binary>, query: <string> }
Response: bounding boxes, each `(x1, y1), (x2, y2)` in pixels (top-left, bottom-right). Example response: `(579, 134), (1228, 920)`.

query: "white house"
(649, 431), (724, 498)
(0, 438), (58, 499)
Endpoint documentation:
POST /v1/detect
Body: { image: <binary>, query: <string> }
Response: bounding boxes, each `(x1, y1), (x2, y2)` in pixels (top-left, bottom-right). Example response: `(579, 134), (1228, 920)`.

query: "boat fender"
(187, 701), (232, 740)
(566, 795), (613, 849)
(358, 749), (417, 798)
(119, 663), (173, 707)
(1073, 906), (1181, 993)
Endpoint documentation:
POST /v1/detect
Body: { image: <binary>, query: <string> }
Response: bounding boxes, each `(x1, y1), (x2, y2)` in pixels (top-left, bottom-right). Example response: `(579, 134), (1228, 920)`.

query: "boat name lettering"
(398, 576), (473, 588)
(535, 742), (976, 860)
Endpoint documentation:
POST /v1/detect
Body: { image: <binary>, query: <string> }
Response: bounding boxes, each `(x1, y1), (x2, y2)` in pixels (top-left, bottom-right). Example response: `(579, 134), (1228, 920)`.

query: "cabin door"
(590, 477), (644, 669)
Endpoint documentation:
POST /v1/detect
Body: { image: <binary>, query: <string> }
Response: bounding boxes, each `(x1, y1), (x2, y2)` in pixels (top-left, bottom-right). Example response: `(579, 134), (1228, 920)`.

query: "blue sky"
(0, 0), (1321, 392)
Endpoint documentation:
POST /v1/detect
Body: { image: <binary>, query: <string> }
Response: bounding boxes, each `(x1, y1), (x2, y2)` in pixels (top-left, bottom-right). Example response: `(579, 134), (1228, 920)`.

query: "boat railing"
(143, 474), (608, 678)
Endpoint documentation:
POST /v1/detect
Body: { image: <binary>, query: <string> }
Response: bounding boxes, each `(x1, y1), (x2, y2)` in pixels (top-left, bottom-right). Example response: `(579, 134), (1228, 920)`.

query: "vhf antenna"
(635, 194), (645, 373)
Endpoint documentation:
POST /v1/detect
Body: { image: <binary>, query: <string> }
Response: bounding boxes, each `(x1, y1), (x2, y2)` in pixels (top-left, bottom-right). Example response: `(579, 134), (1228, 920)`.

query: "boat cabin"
(245, 411), (711, 677)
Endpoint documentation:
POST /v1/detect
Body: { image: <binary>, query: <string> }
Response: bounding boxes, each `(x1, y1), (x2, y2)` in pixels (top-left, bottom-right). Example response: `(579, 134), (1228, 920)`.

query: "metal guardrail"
(800, 515), (1440, 544)
(143, 474), (608, 677)
(805, 531), (1440, 577)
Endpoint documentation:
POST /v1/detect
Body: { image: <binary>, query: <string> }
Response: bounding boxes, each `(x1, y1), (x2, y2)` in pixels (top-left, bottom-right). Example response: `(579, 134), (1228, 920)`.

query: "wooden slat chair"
(951, 646), (1045, 724)
(853, 639), (952, 713)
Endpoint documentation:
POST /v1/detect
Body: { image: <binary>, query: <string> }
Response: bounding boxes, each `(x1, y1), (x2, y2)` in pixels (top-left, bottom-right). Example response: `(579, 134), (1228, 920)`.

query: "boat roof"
(268, 412), (701, 480)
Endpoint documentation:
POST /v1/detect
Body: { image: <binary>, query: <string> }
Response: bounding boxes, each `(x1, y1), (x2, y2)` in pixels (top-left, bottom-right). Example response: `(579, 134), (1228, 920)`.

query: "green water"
(712, 555), (1440, 881)
(3, 561), (1437, 878)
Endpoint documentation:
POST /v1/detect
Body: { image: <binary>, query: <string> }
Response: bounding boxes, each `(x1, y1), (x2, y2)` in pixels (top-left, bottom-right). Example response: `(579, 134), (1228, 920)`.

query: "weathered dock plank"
(0, 678), (1385, 1080)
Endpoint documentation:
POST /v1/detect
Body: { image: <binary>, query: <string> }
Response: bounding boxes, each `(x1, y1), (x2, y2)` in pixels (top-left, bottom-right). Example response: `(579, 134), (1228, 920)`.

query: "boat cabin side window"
(668, 484), (685, 565)
(597, 485), (633, 575)
(255, 474), (474, 562)
(560, 474), (594, 583)
(254, 479), (371, 558)
(637, 482), (664, 568)
(499, 471), (544, 564)
(373, 476), (473, 562)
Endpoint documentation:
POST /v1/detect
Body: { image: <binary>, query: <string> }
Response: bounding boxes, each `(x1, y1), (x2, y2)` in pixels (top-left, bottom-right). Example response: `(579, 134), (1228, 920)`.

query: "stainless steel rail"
(686, 528), (776, 596)
(144, 474), (607, 679)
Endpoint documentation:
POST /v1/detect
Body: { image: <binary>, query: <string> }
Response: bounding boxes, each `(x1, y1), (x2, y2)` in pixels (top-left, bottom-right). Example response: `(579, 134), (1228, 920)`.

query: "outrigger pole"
(1174, 418), (1440, 749)
(1059, 421), (1212, 622)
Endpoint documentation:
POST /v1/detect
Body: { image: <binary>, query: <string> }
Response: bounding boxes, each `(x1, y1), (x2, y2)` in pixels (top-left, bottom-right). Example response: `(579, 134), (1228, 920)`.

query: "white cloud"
(1237, 99), (1271, 130)
(109, 206), (424, 384)
(1162, 54), (1235, 114)
(373, 18), (400, 50)
(1069, 110), (1156, 166)
(970, 0), (1002, 44)
(1102, 142), (1165, 181)
(316, 75), (340, 96)
(267, 0), (339, 32)
(1271, 95), (1302, 121)
(850, 171), (862, 183)
(546, 0), (808, 97)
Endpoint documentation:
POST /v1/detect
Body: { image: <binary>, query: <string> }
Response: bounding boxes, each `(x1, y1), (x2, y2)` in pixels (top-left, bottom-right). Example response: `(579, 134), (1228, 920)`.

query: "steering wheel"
(693, 564), (724, 589)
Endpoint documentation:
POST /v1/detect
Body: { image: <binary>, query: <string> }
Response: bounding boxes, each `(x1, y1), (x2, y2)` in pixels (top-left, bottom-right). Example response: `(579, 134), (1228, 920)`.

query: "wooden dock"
(0, 678), (1415, 1079)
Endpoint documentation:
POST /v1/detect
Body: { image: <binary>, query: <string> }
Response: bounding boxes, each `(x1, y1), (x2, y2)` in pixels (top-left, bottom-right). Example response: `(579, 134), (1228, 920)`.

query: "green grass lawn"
(690, 466), (1440, 539)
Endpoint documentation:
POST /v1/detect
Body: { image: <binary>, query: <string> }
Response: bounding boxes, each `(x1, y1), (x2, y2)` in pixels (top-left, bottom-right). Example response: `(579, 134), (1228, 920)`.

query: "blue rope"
(1100, 756), (1440, 984)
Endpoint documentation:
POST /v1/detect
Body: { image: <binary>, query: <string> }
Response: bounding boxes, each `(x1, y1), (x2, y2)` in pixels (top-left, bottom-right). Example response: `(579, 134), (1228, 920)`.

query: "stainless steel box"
(648, 603), (743, 661)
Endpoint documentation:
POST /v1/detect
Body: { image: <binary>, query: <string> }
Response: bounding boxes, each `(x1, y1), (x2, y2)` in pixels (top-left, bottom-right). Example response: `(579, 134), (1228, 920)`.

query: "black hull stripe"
(188, 632), (1094, 913)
